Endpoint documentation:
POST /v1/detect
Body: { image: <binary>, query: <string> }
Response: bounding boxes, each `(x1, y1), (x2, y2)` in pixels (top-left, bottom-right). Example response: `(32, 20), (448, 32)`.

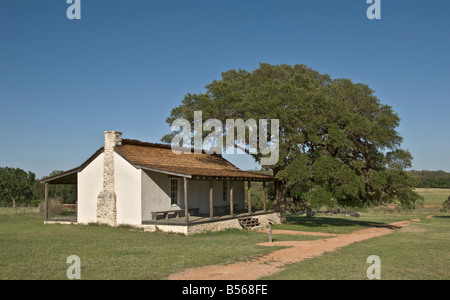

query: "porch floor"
(142, 209), (275, 226)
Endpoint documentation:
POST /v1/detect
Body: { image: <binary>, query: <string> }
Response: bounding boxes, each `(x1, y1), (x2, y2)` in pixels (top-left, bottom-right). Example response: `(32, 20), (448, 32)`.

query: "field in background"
(0, 189), (448, 279)
(414, 188), (450, 209)
(0, 206), (39, 215)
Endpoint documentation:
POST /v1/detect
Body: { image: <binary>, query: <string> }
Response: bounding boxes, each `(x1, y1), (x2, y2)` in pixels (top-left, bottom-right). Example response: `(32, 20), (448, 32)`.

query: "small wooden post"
(263, 181), (267, 213)
(247, 181), (252, 214)
(229, 181), (234, 217)
(268, 219), (274, 243)
(184, 177), (189, 224)
(209, 180), (214, 219)
(269, 223), (273, 243)
(44, 182), (49, 221)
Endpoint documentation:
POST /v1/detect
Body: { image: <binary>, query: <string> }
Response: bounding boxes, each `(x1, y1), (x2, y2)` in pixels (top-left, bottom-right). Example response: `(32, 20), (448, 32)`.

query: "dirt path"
(261, 228), (340, 237)
(167, 220), (416, 280)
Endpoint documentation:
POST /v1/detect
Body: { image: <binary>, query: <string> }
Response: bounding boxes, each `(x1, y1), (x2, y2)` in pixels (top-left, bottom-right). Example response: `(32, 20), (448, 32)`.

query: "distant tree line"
(0, 167), (76, 207)
(408, 170), (450, 189)
(2, 165), (448, 208)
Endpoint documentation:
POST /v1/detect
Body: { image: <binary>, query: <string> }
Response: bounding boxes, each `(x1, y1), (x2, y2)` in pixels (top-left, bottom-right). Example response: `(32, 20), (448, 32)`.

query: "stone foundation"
(139, 212), (281, 235)
(45, 212), (281, 236)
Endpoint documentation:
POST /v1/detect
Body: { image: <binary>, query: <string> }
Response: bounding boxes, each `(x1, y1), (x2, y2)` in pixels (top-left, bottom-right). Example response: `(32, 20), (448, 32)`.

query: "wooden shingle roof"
(117, 139), (273, 181)
(41, 138), (274, 184)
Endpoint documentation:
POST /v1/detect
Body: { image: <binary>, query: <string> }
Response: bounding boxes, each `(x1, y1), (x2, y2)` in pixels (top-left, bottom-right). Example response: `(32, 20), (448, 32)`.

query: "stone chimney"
(97, 131), (122, 226)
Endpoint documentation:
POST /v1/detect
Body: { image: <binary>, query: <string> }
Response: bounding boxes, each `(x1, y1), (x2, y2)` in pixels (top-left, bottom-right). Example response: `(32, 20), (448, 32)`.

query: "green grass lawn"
(0, 210), (323, 280)
(263, 189), (450, 280)
(1, 189), (448, 280)
(263, 215), (450, 280)
(0, 212), (284, 279)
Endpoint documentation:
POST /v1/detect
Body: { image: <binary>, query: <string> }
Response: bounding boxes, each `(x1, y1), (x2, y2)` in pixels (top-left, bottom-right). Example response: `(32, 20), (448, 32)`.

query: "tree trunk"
(306, 206), (315, 217)
(276, 180), (287, 224)
(11, 196), (16, 208)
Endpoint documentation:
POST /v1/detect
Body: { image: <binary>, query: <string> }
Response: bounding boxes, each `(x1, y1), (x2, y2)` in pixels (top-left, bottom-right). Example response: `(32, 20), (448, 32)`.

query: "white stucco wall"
(77, 150), (247, 225)
(190, 180), (246, 213)
(114, 152), (142, 226)
(77, 152), (142, 226)
(185, 180), (206, 213)
(141, 170), (173, 221)
(77, 153), (104, 224)
(186, 180), (244, 213)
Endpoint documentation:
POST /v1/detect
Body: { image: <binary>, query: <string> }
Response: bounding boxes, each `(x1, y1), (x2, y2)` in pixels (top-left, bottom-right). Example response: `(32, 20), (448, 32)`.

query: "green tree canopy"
(0, 167), (36, 207)
(162, 63), (422, 222)
(31, 170), (77, 205)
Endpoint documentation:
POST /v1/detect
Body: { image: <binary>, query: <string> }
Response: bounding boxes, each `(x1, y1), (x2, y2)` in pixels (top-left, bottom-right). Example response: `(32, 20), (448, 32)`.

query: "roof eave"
(40, 147), (104, 184)
(136, 165), (192, 178)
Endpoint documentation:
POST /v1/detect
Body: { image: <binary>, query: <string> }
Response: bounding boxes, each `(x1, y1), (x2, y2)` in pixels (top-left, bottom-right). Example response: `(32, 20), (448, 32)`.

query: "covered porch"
(40, 167), (79, 223)
(144, 172), (276, 226)
(40, 147), (103, 223)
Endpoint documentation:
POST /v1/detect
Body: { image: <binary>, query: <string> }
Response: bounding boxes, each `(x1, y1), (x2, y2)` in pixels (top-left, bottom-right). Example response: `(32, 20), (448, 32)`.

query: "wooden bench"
(151, 208), (200, 220)
(151, 209), (184, 220)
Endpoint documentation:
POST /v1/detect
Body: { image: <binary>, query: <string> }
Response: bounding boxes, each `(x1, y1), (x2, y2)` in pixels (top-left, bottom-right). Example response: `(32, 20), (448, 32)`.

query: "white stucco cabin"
(41, 131), (280, 234)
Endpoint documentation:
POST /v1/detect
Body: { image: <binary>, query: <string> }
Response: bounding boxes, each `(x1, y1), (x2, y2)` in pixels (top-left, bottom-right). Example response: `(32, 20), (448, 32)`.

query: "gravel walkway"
(167, 220), (415, 280)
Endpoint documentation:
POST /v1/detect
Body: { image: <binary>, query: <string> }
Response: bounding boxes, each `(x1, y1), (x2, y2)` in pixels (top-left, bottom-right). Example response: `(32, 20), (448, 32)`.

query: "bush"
(38, 198), (65, 215)
(30, 199), (41, 207)
(441, 195), (450, 212)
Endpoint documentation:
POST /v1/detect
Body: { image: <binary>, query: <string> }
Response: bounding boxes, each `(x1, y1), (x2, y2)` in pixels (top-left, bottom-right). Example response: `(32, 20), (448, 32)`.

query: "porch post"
(247, 180), (252, 214)
(209, 180), (213, 219)
(229, 180), (234, 217)
(263, 181), (267, 212)
(184, 177), (189, 224)
(44, 182), (49, 221)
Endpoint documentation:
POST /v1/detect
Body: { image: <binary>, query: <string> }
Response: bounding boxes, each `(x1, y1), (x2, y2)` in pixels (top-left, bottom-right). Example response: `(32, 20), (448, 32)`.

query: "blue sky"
(1, 0), (449, 178)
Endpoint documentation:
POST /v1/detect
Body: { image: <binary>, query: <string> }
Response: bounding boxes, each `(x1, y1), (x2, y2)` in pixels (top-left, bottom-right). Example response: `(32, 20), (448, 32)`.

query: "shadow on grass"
(285, 215), (401, 230)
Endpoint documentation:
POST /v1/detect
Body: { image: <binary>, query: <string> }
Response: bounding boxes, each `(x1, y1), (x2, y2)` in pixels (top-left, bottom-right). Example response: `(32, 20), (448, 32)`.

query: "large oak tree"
(162, 63), (421, 222)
